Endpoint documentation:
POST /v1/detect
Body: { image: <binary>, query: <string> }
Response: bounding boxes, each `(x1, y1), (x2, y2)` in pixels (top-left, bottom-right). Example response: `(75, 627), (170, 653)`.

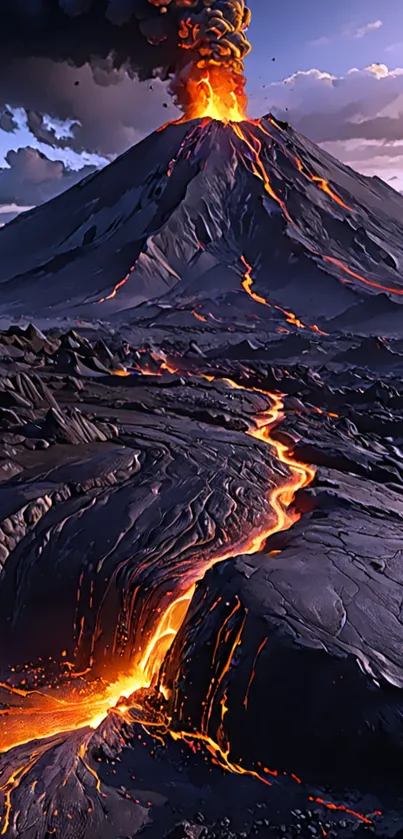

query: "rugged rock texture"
(1, 116), (403, 838)
(0, 117), (402, 339)
(0, 325), (402, 837)
(163, 469), (403, 788)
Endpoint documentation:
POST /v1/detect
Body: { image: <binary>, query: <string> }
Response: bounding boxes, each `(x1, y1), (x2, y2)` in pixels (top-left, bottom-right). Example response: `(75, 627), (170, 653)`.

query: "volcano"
(0, 115), (403, 340)
(1, 111), (403, 839)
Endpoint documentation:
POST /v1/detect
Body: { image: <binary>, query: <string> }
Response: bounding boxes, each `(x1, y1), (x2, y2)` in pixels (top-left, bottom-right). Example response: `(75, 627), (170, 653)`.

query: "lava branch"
(0, 363), (382, 832)
(0, 369), (314, 758)
(230, 120), (403, 298)
(240, 255), (328, 336)
(96, 55), (402, 311)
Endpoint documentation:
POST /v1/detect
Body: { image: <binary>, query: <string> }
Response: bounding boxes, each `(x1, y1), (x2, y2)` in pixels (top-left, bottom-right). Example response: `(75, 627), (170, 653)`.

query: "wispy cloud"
(251, 63), (403, 193)
(386, 42), (403, 53)
(0, 203), (34, 215)
(310, 19), (382, 49)
(348, 20), (383, 39)
(309, 36), (331, 47)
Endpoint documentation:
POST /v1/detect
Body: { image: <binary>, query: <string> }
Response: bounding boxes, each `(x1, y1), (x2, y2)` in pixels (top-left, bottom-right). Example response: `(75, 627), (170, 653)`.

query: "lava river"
(0, 367), (314, 755)
(0, 362), (320, 839)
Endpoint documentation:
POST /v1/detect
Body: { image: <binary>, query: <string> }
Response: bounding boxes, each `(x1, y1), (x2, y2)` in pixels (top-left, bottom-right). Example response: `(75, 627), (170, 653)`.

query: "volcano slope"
(0, 115), (403, 336)
(0, 117), (403, 839)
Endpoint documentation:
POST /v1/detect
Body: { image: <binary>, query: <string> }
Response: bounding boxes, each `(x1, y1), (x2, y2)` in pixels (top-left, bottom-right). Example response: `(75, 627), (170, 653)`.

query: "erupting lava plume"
(177, 64), (248, 122)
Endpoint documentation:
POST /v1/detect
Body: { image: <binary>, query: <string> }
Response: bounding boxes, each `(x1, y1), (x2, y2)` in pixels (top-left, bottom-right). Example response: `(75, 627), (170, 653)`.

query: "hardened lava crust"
(0, 116), (403, 838)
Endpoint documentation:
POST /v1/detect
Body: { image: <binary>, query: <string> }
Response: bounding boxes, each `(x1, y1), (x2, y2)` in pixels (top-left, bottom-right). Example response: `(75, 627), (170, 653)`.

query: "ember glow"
(0, 361), (338, 839)
(178, 64), (248, 123)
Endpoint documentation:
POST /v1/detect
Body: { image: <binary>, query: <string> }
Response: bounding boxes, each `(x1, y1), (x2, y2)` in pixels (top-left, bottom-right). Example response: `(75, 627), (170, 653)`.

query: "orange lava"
(192, 309), (207, 322)
(240, 255), (328, 336)
(323, 254), (403, 296)
(295, 157), (352, 212)
(98, 264), (135, 304)
(0, 368), (380, 832)
(98, 99), (402, 311)
(308, 797), (373, 825)
(0, 371), (314, 756)
(178, 64), (248, 124)
(231, 122), (402, 300)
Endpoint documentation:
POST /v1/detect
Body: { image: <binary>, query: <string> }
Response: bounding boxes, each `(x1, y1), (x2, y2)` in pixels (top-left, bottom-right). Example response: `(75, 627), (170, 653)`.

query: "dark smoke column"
(0, 0), (251, 86)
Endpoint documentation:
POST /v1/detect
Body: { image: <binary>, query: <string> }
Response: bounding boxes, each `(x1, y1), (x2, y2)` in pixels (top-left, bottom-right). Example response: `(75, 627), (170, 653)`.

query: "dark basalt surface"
(1, 118), (403, 838)
(0, 324), (403, 838)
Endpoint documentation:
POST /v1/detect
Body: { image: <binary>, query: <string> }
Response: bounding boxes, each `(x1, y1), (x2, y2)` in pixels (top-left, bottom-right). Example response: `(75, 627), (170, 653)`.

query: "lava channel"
(0, 368), (314, 759)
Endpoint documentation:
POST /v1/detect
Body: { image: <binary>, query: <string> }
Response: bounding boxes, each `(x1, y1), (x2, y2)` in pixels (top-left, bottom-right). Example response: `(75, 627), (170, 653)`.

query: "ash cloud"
(0, 108), (18, 133)
(0, 146), (96, 207)
(0, 1), (251, 215)
(0, 1), (251, 81)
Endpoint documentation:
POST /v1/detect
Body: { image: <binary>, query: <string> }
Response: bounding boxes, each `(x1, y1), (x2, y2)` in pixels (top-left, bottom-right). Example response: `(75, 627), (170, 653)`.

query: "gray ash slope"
(0, 115), (403, 339)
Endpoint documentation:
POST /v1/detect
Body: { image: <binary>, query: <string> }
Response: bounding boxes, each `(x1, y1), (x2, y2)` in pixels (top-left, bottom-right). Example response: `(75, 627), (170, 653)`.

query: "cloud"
(0, 107), (18, 133)
(0, 1), (251, 97)
(0, 202), (34, 225)
(309, 19), (382, 49)
(249, 63), (403, 192)
(0, 146), (96, 207)
(386, 42), (403, 53)
(309, 36), (331, 48)
(3, 57), (403, 220)
(348, 20), (383, 39)
(0, 58), (180, 159)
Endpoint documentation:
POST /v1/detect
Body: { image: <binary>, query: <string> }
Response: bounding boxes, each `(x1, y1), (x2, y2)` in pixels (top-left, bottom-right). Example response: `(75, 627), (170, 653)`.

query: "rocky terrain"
(0, 116), (403, 838)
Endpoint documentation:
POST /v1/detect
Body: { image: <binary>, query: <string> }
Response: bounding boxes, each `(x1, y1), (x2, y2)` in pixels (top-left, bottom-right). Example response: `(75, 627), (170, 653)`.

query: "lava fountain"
(176, 63), (248, 123)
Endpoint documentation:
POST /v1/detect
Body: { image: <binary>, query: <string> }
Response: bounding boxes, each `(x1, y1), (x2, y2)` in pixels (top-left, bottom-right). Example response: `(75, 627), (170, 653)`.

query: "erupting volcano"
(0, 1), (403, 838)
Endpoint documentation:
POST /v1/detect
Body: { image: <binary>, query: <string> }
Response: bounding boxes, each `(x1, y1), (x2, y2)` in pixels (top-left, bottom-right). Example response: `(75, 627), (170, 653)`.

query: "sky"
(1, 0), (403, 223)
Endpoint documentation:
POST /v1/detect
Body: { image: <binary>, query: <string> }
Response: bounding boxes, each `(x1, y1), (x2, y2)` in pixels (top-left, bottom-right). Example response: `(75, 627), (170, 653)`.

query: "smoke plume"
(0, 1), (251, 84)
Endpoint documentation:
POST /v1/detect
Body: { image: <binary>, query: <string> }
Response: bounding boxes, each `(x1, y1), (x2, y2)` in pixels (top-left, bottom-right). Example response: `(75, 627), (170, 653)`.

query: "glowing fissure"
(1, 369), (314, 751)
(294, 156), (352, 212)
(228, 120), (402, 299)
(99, 371), (315, 714)
(240, 255), (328, 336)
(0, 364), (380, 831)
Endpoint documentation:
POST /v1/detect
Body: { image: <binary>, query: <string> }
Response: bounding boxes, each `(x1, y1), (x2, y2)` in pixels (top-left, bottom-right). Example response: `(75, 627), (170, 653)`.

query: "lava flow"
(0, 369), (314, 759)
(0, 365), (323, 839)
(240, 255), (328, 335)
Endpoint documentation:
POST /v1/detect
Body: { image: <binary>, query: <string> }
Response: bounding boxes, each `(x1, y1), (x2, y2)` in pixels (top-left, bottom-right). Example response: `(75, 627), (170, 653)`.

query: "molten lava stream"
(0, 374), (314, 758)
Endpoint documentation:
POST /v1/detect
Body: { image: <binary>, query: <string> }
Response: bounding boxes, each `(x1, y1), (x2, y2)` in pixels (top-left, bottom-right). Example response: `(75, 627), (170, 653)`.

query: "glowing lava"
(178, 64), (248, 123)
(0, 365), (381, 833)
(240, 255), (328, 336)
(0, 369), (314, 755)
(93, 376), (315, 717)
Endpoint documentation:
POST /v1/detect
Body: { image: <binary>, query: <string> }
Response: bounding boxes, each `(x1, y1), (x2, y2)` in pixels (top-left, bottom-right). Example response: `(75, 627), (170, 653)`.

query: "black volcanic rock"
(162, 468), (403, 789)
(0, 373), (288, 679)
